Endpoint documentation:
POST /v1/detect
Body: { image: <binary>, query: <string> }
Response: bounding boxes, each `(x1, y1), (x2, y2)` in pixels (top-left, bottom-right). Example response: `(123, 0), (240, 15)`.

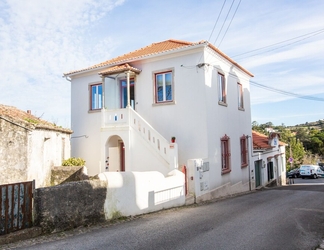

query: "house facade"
(251, 131), (286, 188)
(0, 105), (72, 187)
(64, 39), (254, 198)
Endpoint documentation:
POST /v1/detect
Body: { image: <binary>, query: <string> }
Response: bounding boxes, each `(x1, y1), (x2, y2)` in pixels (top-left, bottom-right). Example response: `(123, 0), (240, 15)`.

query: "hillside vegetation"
(252, 120), (324, 170)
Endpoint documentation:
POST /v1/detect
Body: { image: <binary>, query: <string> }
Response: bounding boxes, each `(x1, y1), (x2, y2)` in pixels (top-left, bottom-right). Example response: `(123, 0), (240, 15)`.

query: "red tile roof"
(252, 130), (285, 150)
(64, 39), (253, 77)
(0, 104), (72, 133)
(98, 63), (141, 76)
(253, 131), (272, 149)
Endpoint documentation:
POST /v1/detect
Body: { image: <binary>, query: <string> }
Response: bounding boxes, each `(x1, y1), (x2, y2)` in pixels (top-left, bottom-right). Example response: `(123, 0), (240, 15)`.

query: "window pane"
(165, 73), (172, 101)
(156, 74), (163, 102)
(92, 85), (97, 109)
(98, 85), (102, 109)
(91, 84), (102, 110)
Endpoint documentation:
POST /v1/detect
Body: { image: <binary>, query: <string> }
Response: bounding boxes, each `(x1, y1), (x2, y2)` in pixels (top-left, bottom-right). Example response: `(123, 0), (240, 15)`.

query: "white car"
(299, 165), (324, 179)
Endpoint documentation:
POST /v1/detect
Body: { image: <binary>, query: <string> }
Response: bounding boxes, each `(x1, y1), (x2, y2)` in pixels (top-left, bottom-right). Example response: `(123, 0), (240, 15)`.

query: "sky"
(0, 0), (323, 128)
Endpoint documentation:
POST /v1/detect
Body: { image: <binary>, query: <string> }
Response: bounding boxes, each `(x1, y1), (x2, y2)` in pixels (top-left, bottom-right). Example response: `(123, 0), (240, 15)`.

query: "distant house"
(0, 104), (72, 187)
(251, 131), (286, 187)
(64, 39), (254, 200)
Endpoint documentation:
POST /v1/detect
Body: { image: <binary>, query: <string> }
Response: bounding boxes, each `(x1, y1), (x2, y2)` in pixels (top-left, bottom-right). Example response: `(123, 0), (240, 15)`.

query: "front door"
(121, 79), (135, 109)
(255, 160), (262, 188)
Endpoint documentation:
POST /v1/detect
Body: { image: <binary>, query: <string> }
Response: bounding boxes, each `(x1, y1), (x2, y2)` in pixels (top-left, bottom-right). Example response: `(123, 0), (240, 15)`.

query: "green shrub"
(62, 157), (86, 166)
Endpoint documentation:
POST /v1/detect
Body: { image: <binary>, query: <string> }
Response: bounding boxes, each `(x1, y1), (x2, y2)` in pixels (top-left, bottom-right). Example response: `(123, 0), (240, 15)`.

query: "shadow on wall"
(98, 170), (185, 219)
(33, 180), (107, 234)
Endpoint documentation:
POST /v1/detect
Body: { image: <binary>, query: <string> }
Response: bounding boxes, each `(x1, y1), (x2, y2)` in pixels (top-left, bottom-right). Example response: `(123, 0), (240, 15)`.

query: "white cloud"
(0, 0), (124, 127)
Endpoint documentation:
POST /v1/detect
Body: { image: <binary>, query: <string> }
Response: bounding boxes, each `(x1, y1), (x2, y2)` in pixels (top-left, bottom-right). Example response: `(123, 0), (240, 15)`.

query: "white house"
(0, 104), (72, 188)
(251, 131), (286, 188)
(64, 39), (254, 201)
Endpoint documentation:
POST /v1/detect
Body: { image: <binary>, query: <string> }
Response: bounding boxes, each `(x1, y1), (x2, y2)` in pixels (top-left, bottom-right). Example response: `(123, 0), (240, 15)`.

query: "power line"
(217, 0), (241, 48)
(232, 28), (324, 59)
(207, 0), (227, 43)
(213, 0), (235, 46)
(250, 80), (324, 102)
(199, 0), (227, 63)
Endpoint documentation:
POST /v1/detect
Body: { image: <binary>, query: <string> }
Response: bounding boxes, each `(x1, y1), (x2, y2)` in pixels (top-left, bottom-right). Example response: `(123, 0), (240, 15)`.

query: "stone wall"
(51, 166), (89, 186)
(33, 180), (106, 233)
(0, 118), (29, 185)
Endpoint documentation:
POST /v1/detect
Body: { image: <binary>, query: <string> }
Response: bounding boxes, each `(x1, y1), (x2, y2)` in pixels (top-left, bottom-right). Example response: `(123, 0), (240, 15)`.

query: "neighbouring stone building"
(0, 104), (72, 187)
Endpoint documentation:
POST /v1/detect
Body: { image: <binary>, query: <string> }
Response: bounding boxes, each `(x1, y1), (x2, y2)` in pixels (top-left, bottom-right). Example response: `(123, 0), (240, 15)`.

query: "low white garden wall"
(98, 170), (185, 219)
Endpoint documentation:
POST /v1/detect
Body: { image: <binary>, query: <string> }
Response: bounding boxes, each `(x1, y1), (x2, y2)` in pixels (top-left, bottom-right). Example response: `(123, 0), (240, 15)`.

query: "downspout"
(246, 135), (251, 191)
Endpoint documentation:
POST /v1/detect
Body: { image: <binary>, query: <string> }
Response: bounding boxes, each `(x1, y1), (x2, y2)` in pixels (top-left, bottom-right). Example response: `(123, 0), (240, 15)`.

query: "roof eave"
(64, 43), (207, 78)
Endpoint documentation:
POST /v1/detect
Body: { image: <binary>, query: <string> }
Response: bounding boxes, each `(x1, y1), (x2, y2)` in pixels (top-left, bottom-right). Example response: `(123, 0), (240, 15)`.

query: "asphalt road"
(5, 180), (324, 250)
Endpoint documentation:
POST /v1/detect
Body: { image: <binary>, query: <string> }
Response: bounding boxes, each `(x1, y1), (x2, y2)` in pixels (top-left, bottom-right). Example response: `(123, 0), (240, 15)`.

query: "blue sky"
(0, 0), (323, 128)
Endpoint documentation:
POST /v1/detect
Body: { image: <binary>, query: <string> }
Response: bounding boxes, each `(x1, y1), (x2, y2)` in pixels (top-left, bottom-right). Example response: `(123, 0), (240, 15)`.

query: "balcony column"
(126, 71), (131, 107)
(101, 75), (105, 109)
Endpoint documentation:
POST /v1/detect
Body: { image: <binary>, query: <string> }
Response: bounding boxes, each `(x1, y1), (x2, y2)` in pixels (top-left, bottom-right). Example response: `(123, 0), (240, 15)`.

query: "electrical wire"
(217, 0), (241, 48)
(250, 80), (324, 102)
(198, 0), (227, 63)
(213, 0), (235, 46)
(232, 28), (324, 59)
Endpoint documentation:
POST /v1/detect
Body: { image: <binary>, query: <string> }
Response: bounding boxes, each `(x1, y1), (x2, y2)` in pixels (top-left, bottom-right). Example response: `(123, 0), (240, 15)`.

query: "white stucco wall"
(98, 169), (185, 219)
(27, 129), (71, 188)
(69, 45), (253, 195)
(70, 73), (102, 176)
(251, 144), (286, 188)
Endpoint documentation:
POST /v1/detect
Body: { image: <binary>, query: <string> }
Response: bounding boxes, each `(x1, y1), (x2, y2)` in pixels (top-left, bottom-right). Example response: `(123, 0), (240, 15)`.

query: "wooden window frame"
(237, 82), (244, 110)
(221, 134), (231, 174)
(153, 69), (175, 105)
(218, 73), (226, 105)
(89, 83), (102, 111)
(240, 135), (248, 168)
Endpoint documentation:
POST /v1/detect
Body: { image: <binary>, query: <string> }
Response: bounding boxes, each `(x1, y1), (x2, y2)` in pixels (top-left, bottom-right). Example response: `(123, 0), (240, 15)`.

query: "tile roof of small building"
(252, 130), (285, 150)
(0, 104), (72, 134)
(98, 63), (142, 76)
(64, 39), (253, 77)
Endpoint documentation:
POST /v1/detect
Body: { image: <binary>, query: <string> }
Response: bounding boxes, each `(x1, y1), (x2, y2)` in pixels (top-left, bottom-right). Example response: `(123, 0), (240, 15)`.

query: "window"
(90, 84), (102, 110)
(218, 73), (226, 104)
(237, 83), (244, 109)
(240, 135), (248, 167)
(221, 134), (231, 174)
(155, 71), (173, 103)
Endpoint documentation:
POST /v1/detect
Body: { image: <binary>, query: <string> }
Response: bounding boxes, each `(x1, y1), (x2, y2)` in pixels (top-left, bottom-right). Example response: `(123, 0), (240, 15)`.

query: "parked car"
(287, 168), (300, 178)
(299, 165), (324, 179)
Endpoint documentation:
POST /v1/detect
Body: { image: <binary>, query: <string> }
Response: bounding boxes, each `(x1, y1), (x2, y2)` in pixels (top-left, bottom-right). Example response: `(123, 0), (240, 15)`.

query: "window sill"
(221, 169), (231, 175)
(238, 107), (245, 111)
(152, 101), (176, 106)
(218, 101), (227, 107)
(88, 109), (101, 113)
(241, 164), (248, 168)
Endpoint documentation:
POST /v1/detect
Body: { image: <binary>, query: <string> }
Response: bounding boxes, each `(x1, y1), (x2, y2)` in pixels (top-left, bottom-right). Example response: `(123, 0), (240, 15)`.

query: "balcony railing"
(101, 107), (176, 168)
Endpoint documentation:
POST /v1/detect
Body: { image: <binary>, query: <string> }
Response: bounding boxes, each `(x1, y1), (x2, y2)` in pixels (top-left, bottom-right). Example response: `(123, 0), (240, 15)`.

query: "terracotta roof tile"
(64, 39), (253, 77)
(0, 104), (72, 133)
(252, 130), (286, 149)
(252, 131), (273, 150)
(98, 63), (141, 76)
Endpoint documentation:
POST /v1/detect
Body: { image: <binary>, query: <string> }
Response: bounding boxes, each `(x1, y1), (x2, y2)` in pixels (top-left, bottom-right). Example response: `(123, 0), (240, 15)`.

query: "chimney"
(27, 110), (31, 114)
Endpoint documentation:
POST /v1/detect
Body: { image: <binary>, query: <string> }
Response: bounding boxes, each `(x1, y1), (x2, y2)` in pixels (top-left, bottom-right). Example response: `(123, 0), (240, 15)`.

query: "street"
(4, 179), (324, 250)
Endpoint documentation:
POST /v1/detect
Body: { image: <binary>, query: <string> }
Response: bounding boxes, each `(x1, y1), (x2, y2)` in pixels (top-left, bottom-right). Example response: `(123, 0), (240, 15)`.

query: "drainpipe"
(246, 135), (252, 191)
(126, 71), (131, 107)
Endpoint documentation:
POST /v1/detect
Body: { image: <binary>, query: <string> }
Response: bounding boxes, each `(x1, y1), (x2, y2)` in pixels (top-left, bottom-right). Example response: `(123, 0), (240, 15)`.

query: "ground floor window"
(221, 134), (231, 174)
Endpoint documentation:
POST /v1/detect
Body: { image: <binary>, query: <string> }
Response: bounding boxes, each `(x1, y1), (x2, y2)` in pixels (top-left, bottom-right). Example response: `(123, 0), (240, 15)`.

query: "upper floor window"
(90, 83), (102, 110)
(218, 73), (226, 104)
(237, 83), (244, 109)
(240, 135), (248, 167)
(155, 71), (173, 103)
(221, 134), (231, 174)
